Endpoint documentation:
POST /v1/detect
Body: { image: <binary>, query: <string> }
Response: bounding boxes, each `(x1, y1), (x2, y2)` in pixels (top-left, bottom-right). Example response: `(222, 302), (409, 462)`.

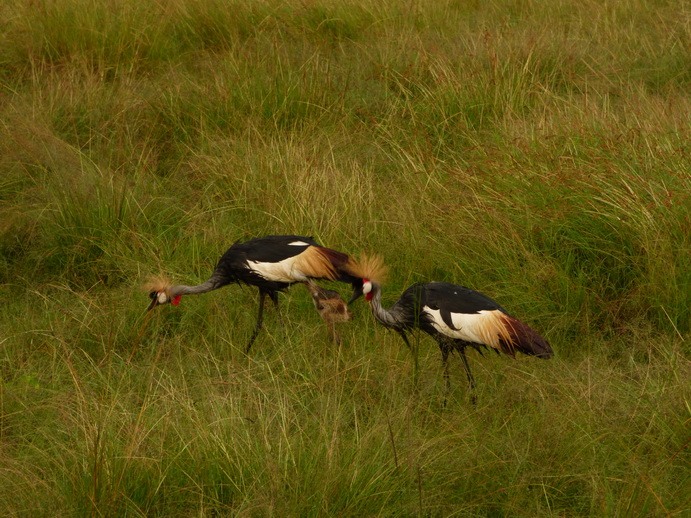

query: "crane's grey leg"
(396, 329), (412, 351)
(441, 343), (451, 407)
(269, 291), (281, 316)
(397, 329), (419, 386)
(432, 337), (455, 406)
(245, 292), (267, 353)
(456, 345), (477, 405)
(268, 290), (287, 340)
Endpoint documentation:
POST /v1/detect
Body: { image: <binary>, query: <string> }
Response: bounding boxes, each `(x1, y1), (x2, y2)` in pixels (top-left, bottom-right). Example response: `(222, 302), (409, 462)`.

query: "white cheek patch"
(363, 281), (372, 295)
(157, 292), (168, 304)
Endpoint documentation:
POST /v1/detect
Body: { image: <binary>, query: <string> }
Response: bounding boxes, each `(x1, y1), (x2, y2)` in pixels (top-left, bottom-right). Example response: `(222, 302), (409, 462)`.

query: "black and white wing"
(418, 282), (552, 358)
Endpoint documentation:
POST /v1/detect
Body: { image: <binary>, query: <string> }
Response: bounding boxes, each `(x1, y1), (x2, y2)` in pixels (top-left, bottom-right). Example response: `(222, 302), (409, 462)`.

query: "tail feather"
(292, 246), (339, 280)
(291, 245), (363, 282)
(499, 315), (553, 359)
(315, 246), (365, 283)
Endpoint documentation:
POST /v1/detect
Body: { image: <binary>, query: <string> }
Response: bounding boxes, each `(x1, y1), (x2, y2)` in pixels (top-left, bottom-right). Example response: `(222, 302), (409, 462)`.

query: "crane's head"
(348, 277), (380, 304)
(362, 279), (374, 301)
(147, 290), (182, 310)
(143, 277), (180, 311)
(347, 255), (387, 304)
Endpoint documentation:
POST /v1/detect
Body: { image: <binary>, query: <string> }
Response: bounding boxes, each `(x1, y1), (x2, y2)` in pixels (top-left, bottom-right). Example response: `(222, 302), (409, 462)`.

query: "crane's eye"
(362, 280), (372, 295)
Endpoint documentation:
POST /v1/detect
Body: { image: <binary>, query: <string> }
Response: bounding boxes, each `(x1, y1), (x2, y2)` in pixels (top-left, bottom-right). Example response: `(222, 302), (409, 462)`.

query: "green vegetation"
(1, 0), (689, 515)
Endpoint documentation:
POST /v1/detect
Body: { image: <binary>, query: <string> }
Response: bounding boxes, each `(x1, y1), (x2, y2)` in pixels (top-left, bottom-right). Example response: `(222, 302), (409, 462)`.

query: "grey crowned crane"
(352, 257), (553, 402)
(145, 235), (362, 352)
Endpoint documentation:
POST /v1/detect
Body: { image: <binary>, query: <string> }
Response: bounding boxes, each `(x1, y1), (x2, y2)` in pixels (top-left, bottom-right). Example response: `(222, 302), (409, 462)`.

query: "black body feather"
(212, 235), (316, 292)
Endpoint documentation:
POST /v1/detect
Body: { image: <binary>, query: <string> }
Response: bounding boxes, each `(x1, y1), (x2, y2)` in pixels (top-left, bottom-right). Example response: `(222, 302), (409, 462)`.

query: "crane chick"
(304, 280), (353, 345)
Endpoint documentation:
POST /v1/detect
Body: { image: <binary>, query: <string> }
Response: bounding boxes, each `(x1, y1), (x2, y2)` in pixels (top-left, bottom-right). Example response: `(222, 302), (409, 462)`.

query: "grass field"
(1, 0), (689, 516)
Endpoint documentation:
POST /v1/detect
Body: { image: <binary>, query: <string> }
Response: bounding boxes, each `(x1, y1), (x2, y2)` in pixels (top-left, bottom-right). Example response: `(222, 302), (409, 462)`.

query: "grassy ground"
(0, 0), (689, 515)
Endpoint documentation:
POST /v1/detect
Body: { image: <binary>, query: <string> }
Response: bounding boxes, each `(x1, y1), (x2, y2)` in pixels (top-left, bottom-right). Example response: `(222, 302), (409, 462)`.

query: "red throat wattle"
(172, 295), (182, 306)
(363, 279), (372, 302)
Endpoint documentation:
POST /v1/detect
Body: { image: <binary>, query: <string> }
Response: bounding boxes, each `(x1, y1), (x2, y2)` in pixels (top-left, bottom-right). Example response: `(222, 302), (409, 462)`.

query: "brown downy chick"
(304, 280), (353, 345)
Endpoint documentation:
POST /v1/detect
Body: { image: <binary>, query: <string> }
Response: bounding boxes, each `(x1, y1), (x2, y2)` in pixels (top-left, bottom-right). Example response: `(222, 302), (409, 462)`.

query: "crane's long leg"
(268, 290), (287, 341)
(440, 342), (451, 407)
(268, 291), (282, 323)
(396, 329), (419, 386)
(456, 344), (477, 405)
(245, 291), (267, 353)
(396, 329), (412, 351)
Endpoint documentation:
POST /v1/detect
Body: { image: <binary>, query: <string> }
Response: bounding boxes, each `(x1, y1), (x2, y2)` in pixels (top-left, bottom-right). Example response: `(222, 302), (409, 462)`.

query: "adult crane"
(352, 258), (552, 402)
(145, 235), (362, 352)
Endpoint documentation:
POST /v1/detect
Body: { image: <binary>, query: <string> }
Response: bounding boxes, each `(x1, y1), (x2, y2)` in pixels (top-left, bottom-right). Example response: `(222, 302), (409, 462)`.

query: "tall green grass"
(1, 0), (689, 515)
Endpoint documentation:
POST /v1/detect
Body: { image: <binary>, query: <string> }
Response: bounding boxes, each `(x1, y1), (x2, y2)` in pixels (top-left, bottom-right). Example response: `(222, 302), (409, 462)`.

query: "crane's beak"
(348, 284), (364, 305)
(147, 292), (158, 311)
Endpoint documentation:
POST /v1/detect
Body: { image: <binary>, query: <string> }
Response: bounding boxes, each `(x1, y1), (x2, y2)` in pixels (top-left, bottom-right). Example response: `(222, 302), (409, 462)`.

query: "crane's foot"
(245, 331), (259, 354)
